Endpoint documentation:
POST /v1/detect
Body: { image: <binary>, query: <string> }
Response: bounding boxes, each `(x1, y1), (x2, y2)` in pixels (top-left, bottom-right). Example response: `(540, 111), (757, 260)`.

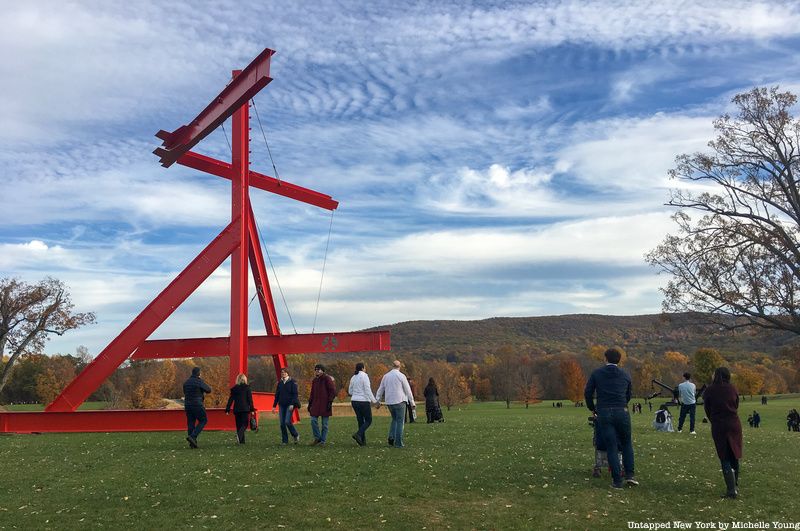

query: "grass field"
(1, 399), (799, 530)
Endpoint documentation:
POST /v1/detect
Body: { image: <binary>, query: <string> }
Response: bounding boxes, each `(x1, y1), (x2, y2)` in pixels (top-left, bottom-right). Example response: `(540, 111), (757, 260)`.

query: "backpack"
(656, 410), (666, 424)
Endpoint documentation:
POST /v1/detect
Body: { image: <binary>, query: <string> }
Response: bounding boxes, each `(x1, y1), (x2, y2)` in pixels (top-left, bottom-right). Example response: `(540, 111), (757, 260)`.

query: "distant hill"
(370, 313), (799, 363)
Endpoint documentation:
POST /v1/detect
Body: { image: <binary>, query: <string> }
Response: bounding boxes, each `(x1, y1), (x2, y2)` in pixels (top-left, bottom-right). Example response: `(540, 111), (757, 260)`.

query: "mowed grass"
(1, 399), (799, 530)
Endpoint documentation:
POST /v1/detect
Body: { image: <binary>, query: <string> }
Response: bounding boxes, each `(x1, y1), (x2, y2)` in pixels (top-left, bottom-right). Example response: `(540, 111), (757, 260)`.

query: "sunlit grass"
(1, 398), (798, 529)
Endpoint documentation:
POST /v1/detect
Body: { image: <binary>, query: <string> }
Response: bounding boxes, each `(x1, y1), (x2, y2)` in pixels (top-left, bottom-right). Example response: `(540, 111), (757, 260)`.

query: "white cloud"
(557, 113), (716, 191)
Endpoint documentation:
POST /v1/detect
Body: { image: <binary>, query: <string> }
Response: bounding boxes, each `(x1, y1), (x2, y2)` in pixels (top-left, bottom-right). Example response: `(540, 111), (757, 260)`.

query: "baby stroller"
(589, 414), (622, 478)
(427, 403), (445, 423)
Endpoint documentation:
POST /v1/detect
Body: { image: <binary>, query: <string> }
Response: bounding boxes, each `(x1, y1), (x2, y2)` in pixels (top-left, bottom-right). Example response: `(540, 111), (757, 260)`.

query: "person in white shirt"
(375, 360), (416, 448)
(348, 362), (377, 446)
(677, 372), (697, 434)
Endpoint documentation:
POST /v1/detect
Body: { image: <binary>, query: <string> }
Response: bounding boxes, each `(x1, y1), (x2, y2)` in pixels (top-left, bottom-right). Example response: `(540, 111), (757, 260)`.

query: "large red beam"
(46, 222), (240, 413)
(177, 151), (339, 210)
(1, 394), (277, 434)
(132, 330), (391, 360)
(154, 48), (275, 167)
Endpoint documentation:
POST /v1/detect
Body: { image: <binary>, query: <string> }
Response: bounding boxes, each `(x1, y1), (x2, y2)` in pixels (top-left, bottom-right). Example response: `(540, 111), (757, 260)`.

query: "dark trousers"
(185, 405), (207, 440)
(405, 402), (416, 423)
(678, 403), (696, 432)
(351, 401), (373, 443)
(595, 407), (634, 484)
(234, 412), (250, 443)
(720, 439), (740, 476)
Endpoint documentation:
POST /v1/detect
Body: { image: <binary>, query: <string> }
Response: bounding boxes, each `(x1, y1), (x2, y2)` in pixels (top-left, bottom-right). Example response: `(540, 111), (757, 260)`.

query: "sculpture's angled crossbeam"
(177, 151), (339, 210)
(154, 48), (275, 167)
(132, 331), (390, 360)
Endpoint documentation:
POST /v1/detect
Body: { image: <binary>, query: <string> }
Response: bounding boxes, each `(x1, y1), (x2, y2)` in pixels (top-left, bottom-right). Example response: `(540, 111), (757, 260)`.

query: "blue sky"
(3, 1), (800, 356)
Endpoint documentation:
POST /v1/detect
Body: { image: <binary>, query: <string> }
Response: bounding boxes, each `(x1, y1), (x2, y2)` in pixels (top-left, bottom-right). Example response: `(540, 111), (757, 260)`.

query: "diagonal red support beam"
(248, 204), (281, 336)
(175, 151), (339, 210)
(154, 48), (275, 167)
(46, 222), (241, 412)
(131, 330), (391, 360)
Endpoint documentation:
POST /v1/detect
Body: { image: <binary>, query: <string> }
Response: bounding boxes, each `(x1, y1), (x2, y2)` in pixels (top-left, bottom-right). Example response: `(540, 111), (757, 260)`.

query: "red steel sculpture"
(0, 48), (390, 433)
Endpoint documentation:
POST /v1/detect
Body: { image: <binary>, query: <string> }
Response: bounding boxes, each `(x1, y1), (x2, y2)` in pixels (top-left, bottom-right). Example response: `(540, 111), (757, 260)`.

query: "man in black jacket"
(584, 348), (638, 489)
(183, 367), (212, 448)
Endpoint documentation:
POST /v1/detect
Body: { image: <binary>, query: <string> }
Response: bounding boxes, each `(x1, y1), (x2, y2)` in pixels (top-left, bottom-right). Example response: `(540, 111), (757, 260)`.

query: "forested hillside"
(378, 313), (799, 362)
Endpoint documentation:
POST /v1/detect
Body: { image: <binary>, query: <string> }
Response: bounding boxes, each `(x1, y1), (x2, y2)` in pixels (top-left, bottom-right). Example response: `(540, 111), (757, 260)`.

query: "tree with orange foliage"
(129, 360), (177, 409)
(429, 360), (471, 411)
(732, 365), (764, 397)
(559, 358), (586, 404)
(35, 354), (78, 405)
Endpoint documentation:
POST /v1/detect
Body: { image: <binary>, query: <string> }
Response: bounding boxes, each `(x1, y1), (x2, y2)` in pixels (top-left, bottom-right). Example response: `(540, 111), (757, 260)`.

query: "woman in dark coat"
(423, 378), (441, 423)
(225, 373), (255, 444)
(703, 367), (743, 499)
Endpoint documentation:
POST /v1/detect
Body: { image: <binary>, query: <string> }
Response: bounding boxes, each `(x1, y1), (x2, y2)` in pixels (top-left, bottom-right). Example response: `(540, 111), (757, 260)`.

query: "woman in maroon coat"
(703, 367), (742, 499)
(307, 364), (336, 445)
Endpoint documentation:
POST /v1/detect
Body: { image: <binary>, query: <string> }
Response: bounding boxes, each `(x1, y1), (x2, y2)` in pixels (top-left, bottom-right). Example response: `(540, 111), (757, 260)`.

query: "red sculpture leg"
(45, 223), (240, 412)
(229, 80), (250, 387)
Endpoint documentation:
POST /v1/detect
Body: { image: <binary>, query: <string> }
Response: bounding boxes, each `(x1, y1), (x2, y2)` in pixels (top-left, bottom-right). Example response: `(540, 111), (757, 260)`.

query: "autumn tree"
(35, 354), (80, 404)
(647, 87), (800, 335)
(517, 354), (541, 408)
(732, 364), (764, 396)
(127, 360), (177, 409)
(0, 353), (46, 403)
(487, 347), (519, 408)
(692, 348), (727, 384)
(559, 357), (586, 404)
(428, 361), (471, 411)
(0, 277), (95, 396)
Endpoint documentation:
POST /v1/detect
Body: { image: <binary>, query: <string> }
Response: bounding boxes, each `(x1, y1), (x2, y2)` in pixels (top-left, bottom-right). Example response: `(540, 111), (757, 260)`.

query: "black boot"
(722, 470), (738, 499)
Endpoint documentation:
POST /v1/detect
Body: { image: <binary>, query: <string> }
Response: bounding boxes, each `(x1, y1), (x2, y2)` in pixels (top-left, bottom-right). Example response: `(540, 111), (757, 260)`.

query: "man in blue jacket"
(272, 368), (300, 444)
(584, 348), (638, 489)
(183, 366), (212, 449)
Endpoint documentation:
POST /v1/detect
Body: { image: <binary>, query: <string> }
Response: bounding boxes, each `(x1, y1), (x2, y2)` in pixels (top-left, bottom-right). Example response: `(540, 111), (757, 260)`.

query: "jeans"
(595, 407), (634, 484)
(351, 401), (373, 443)
(278, 405), (299, 443)
(678, 404), (696, 432)
(185, 405), (207, 440)
(310, 415), (330, 443)
(388, 402), (407, 448)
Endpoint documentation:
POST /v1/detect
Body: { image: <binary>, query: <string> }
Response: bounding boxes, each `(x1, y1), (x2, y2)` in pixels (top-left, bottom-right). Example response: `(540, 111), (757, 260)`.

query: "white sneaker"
(690, 431), (697, 435)
(677, 430), (682, 433)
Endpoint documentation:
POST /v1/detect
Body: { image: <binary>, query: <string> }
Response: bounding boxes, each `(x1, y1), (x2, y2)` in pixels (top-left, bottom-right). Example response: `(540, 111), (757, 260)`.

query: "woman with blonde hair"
(225, 373), (255, 444)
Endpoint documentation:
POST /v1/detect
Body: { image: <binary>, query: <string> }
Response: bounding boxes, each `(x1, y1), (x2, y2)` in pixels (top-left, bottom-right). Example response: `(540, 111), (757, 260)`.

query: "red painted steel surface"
(177, 151), (339, 210)
(229, 75), (250, 387)
(46, 223), (240, 412)
(154, 48), (275, 167)
(248, 204), (281, 336)
(132, 330), (390, 359)
(2, 48), (391, 433)
(0, 395), (281, 434)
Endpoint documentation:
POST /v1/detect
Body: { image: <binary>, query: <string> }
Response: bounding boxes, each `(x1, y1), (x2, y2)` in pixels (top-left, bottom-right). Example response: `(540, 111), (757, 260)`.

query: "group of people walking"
(584, 348), (744, 499)
(182, 360), (444, 451)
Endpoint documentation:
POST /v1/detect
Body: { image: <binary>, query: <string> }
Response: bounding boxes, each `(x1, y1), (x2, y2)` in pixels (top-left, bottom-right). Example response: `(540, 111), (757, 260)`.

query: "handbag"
(249, 412), (259, 432)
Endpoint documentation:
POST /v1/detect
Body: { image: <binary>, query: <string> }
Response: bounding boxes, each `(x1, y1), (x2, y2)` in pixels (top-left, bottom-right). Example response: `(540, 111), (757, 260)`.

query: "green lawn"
(1, 399), (799, 529)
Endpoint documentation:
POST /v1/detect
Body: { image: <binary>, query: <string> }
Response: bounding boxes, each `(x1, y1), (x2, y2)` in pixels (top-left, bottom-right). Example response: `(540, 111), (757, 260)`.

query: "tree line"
(3, 343), (798, 409)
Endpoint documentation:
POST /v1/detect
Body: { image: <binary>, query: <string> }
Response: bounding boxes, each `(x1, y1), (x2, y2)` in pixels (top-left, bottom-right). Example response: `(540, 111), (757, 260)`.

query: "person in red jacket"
(308, 364), (336, 445)
(703, 367), (743, 499)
